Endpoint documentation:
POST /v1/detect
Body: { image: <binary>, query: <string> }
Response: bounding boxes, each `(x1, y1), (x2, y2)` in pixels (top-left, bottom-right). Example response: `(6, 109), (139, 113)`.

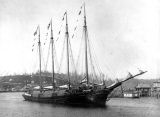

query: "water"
(0, 92), (160, 117)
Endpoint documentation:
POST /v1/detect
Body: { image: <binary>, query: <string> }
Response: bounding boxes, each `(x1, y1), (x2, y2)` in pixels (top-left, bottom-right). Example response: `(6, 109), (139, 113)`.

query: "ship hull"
(22, 89), (110, 107)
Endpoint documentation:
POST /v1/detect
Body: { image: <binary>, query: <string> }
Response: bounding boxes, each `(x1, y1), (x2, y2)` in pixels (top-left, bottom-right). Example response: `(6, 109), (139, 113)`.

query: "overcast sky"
(0, 0), (160, 79)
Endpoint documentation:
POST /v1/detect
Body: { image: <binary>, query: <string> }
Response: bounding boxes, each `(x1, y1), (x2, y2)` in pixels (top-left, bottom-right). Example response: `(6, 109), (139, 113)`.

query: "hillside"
(0, 73), (158, 92)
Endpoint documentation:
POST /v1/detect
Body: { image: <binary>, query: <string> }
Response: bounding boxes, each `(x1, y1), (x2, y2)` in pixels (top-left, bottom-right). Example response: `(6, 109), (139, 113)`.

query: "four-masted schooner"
(22, 4), (147, 106)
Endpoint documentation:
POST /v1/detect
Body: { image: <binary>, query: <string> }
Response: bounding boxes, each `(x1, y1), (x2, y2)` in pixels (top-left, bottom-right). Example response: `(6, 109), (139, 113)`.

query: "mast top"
(37, 25), (41, 43)
(83, 3), (87, 27)
(50, 19), (53, 39)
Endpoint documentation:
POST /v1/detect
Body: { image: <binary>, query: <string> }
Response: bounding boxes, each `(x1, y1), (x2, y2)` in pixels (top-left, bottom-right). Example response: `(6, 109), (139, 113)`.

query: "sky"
(0, 0), (160, 79)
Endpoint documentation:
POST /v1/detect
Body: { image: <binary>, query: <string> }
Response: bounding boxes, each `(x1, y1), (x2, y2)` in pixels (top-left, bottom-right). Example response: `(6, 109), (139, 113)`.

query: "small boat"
(22, 3), (147, 107)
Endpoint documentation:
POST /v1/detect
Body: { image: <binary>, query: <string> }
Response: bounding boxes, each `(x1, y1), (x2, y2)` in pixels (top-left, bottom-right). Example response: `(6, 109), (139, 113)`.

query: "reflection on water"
(0, 92), (160, 117)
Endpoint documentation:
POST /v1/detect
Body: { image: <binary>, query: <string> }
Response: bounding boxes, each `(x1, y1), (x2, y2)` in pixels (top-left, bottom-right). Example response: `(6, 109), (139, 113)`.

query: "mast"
(50, 19), (55, 91)
(38, 26), (42, 89)
(65, 11), (70, 90)
(83, 3), (89, 84)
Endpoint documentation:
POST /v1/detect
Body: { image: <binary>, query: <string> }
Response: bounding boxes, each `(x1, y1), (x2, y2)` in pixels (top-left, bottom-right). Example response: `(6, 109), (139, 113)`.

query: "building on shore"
(136, 84), (151, 97)
(151, 80), (160, 98)
(123, 90), (140, 98)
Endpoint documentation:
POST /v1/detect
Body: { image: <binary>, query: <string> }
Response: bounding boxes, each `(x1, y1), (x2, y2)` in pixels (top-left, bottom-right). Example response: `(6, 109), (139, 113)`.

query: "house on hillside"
(136, 84), (151, 97)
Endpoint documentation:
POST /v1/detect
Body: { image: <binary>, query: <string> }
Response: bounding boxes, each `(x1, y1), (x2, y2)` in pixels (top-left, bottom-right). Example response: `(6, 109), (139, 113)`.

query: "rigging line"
(87, 34), (96, 76)
(91, 47), (103, 80)
(68, 39), (77, 73)
(75, 33), (83, 76)
(53, 42), (59, 72)
(43, 32), (48, 46)
(32, 38), (37, 52)
(32, 40), (38, 72)
(88, 40), (104, 83)
(88, 51), (98, 81)
(56, 24), (63, 41)
(32, 38), (37, 44)
(88, 40), (97, 79)
(87, 36), (95, 74)
(71, 4), (83, 39)
(81, 38), (85, 78)
(83, 25), (102, 77)
(77, 41), (84, 75)
(80, 51), (85, 79)
(87, 33), (102, 74)
(93, 36), (116, 78)
(41, 37), (49, 72)
(100, 51), (116, 78)
(32, 43), (40, 74)
(88, 34), (110, 77)
(32, 38), (37, 45)
(75, 41), (82, 71)
(90, 39), (115, 80)
(44, 41), (51, 71)
(56, 12), (66, 42)
(57, 36), (66, 73)
(33, 37), (37, 41)
(42, 32), (50, 71)
(41, 47), (46, 72)
(75, 29), (84, 69)
(103, 62), (116, 78)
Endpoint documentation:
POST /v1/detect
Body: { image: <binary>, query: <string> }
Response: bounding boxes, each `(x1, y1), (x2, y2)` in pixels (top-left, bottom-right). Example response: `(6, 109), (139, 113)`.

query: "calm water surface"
(0, 92), (160, 117)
